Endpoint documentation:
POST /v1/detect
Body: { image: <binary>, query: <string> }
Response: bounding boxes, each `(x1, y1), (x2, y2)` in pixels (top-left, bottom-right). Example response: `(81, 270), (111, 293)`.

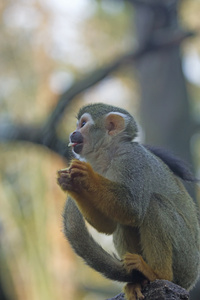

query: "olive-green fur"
(62, 103), (200, 292)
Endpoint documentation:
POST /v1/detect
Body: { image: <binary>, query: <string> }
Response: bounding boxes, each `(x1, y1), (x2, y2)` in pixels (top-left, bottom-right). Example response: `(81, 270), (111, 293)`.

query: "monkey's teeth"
(68, 142), (78, 147)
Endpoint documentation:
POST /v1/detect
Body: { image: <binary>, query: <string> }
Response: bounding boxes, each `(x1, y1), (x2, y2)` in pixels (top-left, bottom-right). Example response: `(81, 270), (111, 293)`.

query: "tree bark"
(106, 280), (189, 300)
(133, 0), (195, 164)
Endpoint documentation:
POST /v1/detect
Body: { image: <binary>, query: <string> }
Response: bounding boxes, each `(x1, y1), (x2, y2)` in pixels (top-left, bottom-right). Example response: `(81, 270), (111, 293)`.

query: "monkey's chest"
(113, 225), (142, 258)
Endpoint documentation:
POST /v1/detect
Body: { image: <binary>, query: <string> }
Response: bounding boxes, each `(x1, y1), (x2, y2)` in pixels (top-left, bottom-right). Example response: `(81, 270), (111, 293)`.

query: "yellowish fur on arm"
(57, 160), (118, 234)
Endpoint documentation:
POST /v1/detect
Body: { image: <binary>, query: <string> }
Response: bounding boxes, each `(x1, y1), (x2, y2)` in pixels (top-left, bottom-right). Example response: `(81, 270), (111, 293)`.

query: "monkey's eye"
(80, 120), (86, 128)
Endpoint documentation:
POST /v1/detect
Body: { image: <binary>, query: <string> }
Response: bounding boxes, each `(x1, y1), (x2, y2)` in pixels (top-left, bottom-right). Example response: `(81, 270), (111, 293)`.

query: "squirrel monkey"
(57, 103), (200, 300)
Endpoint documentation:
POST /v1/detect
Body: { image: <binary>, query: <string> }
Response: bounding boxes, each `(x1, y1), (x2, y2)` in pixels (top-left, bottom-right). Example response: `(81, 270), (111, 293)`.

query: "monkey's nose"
(70, 131), (83, 144)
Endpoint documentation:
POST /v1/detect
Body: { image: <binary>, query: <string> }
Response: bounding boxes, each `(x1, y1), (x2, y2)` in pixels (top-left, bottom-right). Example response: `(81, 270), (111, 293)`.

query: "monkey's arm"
(57, 159), (147, 231)
(58, 161), (117, 234)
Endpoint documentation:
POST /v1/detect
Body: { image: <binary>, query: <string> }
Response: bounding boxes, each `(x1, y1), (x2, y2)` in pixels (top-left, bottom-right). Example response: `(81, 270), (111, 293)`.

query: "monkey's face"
(69, 113), (96, 157)
(68, 105), (137, 161)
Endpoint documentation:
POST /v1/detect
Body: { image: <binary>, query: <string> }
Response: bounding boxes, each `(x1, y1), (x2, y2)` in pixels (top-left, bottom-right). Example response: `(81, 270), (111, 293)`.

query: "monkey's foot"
(124, 282), (144, 300)
(123, 253), (157, 282)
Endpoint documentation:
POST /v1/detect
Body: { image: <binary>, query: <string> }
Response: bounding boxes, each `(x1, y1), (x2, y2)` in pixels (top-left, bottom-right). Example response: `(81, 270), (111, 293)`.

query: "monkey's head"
(69, 103), (138, 159)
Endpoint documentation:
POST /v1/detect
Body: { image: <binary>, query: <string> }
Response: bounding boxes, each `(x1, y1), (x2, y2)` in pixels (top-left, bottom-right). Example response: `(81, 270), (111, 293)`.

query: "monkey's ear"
(105, 112), (126, 136)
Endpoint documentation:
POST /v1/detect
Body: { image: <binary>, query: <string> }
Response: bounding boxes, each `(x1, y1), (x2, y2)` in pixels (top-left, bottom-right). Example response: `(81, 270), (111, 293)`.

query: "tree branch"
(43, 29), (194, 134)
(107, 280), (189, 300)
(0, 121), (69, 159)
(0, 28), (194, 160)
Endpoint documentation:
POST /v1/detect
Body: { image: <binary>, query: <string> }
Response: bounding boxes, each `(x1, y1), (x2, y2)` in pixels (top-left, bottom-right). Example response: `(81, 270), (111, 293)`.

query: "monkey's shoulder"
(111, 142), (196, 184)
(110, 142), (168, 173)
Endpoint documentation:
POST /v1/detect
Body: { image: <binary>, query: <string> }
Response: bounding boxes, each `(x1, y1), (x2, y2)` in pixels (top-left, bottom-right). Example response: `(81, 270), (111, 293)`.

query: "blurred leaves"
(0, 145), (75, 300)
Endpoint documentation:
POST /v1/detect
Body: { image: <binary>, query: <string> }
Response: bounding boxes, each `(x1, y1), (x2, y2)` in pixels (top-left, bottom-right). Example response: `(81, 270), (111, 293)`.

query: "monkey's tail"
(63, 198), (144, 283)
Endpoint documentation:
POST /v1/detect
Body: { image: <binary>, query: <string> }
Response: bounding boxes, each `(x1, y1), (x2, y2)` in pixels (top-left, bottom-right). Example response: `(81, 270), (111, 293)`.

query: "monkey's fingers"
(124, 283), (144, 300)
(69, 160), (95, 185)
(123, 253), (141, 273)
(69, 160), (88, 172)
(70, 167), (88, 178)
(57, 169), (70, 177)
(124, 253), (157, 282)
(57, 176), (73, 191)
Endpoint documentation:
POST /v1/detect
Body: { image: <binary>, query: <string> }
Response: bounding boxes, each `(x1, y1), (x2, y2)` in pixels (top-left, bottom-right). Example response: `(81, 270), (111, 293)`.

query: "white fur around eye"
(80, 120), (86, 128)
(79, 113), (94, 127)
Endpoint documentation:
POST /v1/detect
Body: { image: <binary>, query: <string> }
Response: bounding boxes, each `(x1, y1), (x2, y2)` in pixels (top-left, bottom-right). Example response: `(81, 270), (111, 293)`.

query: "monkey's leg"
(139, 207), (174, 282)
(124, 282), (144, 300)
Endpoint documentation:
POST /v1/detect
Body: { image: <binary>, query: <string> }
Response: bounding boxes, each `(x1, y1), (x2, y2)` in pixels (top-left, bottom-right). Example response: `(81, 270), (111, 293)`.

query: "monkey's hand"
(57, 168), (71, 191)
(57, 159), (95, 192)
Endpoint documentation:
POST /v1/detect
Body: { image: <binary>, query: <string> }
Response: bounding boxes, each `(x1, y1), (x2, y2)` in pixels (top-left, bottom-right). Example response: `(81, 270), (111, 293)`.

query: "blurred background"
(0, 0), (200, 299)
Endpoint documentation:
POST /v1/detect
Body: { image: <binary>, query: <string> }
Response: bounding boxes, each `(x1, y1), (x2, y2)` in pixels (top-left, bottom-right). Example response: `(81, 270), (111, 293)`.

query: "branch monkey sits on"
(57, 103), (200, 300)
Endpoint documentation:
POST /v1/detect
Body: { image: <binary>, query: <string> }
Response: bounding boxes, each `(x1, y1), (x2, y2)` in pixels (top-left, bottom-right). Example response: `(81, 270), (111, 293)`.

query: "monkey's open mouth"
(68, 131), (84, 154)
(73, 143), (83, 154)
(68, 142), (83, 154)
